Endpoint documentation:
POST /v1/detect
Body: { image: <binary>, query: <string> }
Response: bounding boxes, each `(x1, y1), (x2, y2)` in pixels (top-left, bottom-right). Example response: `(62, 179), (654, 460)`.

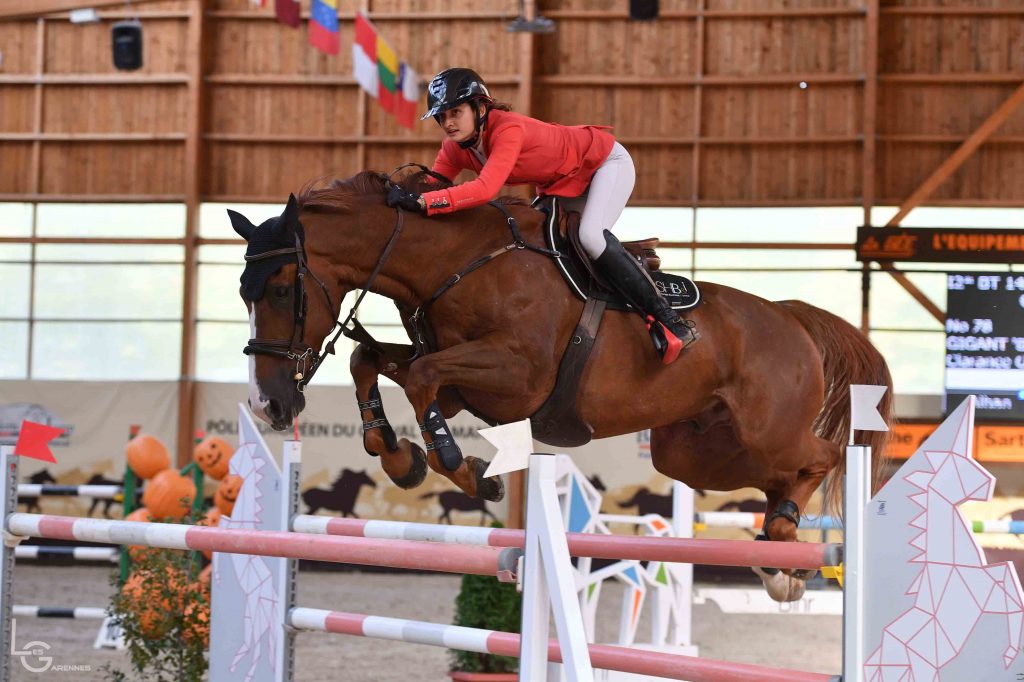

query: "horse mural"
(419, 490), (499, 526)
(301, 468), (377, 517)
(232, 170), (893, 601)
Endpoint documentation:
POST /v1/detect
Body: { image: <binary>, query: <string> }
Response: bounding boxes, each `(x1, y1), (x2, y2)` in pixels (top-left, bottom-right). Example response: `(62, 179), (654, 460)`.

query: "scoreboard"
(945, 272), (1024, 422)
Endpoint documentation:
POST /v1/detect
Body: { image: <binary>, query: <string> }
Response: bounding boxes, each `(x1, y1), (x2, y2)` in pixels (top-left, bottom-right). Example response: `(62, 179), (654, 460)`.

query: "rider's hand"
(386, 185), (426, 213)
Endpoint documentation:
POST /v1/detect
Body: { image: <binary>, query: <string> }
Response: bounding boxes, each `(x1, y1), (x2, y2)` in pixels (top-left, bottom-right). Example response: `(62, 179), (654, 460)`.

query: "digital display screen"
(945, 272), (1024, 422)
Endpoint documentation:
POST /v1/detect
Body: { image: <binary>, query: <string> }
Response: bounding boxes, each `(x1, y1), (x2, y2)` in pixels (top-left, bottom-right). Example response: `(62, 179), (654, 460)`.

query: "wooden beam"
(885, 80), (1024, 228)
(861, 0), (879, 332)
(876, 81), (1024, 326)
(0, 0), (170, 20)
(177, 0), (207, 468)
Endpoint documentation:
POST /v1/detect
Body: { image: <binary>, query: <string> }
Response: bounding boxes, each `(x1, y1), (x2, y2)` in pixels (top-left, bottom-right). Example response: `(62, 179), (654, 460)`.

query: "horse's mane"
(296, 169), (529, 214)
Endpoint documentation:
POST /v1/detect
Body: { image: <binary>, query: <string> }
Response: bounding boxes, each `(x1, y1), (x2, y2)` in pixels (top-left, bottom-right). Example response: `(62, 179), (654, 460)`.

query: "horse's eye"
(273, 285), (289, 299)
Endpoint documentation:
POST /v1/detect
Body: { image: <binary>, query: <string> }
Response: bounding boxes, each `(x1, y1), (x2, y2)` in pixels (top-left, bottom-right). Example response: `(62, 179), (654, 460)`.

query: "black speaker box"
(112, 21), (144, 71)
(629, 0), (658, 21)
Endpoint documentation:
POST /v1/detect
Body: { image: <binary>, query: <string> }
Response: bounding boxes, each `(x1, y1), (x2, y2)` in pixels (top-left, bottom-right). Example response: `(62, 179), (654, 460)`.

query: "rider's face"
(437, 103), (481, 144)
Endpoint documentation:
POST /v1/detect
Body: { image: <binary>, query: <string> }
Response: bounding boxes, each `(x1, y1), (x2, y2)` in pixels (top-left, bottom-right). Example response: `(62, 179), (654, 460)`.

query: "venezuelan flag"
(309, 0), (340, 55)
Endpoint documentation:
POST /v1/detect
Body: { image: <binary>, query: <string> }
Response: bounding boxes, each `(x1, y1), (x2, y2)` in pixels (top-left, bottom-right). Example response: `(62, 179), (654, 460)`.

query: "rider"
(385, 67), (697, 364)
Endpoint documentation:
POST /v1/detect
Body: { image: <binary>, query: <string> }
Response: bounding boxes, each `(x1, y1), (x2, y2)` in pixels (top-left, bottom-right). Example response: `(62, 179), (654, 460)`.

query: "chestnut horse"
(232, 171), (893, 601)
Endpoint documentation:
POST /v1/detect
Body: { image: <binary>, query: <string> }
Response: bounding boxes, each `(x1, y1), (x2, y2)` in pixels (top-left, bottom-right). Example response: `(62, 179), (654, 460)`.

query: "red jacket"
(421, 109), (615, 216)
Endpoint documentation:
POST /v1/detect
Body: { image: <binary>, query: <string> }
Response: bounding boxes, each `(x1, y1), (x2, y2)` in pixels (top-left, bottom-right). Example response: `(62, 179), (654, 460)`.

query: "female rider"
(385, 67), (696, 364)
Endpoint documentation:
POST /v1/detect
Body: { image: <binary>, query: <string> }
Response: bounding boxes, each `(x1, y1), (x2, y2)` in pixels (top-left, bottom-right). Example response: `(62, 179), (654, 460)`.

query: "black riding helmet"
(422, 67), (494, 148)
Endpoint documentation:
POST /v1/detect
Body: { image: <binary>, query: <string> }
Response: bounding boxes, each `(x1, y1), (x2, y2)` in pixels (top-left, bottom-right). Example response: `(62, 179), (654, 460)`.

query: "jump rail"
(5, 513), (520, 580)
(17, 484), (122, 499)
(288, 608), (833, 682)
(292, 516), (842, 571)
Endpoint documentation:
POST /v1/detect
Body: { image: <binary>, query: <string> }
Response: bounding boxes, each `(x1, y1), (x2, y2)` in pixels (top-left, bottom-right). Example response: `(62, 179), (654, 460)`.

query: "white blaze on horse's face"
(248, 306), (272, 424)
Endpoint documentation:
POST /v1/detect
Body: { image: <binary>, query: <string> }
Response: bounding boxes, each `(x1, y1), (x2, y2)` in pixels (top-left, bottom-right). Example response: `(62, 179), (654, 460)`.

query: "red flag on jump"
(13, 421), (63, 463)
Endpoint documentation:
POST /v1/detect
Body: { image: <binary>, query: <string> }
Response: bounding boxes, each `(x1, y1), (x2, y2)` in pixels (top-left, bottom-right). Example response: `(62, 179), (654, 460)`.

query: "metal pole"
(0, 445), (17, 682)
(842, 444), (870, 682)
(278, 440), (301, 682)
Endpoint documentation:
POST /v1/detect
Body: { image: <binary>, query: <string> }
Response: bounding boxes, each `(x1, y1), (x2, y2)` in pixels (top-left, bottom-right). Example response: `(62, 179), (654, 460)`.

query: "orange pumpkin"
(124, 507), (156, 562)
(196, 507), (222, 559)
(192, 436), (233, 481)
(142, 470), (196, 521)
(125, 434), (171, 480)
(214, 475), (243, 516)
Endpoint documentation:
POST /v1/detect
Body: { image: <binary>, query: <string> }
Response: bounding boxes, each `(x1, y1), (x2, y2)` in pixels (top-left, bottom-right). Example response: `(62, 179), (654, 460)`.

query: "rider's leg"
(578, 142), (696, 364)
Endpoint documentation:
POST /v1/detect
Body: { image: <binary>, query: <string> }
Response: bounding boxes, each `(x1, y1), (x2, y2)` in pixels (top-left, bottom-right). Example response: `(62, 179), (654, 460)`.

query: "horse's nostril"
(266, 398), (284, 422)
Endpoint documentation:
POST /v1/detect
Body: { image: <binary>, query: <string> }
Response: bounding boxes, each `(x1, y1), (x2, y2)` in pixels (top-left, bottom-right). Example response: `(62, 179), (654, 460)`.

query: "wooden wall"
(1, 0), (1024, 206)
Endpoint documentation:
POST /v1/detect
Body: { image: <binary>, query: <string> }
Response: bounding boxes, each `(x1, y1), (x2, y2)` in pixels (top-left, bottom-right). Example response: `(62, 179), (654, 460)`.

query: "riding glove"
(385, 185), (425, 213)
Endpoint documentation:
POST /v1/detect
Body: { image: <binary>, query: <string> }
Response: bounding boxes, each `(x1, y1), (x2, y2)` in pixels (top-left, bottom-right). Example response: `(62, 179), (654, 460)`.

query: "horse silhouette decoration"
(302, 468), (377, 517)
(232, 171), (893, 601)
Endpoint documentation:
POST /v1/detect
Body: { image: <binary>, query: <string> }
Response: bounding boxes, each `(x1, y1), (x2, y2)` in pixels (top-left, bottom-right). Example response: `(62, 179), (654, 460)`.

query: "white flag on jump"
(850, 384), (889, 435)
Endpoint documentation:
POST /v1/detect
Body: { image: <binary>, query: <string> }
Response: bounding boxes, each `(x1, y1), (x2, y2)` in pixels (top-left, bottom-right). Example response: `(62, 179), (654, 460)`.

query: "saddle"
(540, 197), (700, 313)
(529, 198), (701, 447)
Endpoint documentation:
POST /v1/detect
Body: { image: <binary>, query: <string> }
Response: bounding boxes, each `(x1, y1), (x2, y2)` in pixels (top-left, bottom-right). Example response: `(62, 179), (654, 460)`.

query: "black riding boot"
(594, 230), (697, 364)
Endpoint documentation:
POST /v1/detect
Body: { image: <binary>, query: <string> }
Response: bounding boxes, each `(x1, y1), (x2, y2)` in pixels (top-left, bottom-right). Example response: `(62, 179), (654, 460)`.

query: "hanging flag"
(352, 12), (379, 96)
(275, 0), (300, 27)
(14, 421), (63, 464)
(251, 0), (267, 7)
(376, 35), (400, 114)
(396, 62), (419, 129)
(309, 0), (340, 55)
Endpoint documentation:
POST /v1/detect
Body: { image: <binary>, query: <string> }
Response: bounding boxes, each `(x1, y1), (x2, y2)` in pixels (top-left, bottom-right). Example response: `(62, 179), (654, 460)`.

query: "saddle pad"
(652, 271), (701, 311)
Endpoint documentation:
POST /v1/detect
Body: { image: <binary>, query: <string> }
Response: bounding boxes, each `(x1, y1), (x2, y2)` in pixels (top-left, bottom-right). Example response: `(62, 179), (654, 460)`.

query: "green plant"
(103, 529), (209, 682)
(448, 523), (522, 674)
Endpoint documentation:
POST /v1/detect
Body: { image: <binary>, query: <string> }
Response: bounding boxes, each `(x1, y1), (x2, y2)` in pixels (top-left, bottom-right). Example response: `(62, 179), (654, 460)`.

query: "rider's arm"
(429, 145), (462, 185)
(420, 124), (525, 215)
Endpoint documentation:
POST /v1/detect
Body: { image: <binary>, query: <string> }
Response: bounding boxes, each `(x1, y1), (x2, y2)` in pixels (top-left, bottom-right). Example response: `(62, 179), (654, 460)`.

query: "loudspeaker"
(112, 20), (143, 71)
(629, 0), (658, 21)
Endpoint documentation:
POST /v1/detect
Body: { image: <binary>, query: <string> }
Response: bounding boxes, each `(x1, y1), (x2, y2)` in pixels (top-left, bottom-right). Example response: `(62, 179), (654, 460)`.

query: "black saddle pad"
(539, 197), (701, 311)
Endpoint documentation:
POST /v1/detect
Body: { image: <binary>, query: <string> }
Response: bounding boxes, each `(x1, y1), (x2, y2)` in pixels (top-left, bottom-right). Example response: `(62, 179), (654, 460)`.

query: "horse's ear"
(273, 194), (301, 241)
(227, 209), (256, 241)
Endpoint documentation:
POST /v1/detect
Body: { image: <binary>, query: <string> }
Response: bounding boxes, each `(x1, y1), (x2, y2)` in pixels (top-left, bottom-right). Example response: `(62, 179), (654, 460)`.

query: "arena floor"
(9, 565), (841, 681)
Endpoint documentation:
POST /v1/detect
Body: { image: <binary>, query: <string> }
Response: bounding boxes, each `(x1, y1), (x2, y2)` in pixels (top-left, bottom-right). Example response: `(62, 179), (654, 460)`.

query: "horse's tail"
(777, 300), (894, 522)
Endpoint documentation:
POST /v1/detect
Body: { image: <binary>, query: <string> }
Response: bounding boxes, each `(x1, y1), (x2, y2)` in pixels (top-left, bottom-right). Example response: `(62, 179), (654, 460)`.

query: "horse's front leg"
(350, 342), (436, 490)
(403, 337), (535, 502)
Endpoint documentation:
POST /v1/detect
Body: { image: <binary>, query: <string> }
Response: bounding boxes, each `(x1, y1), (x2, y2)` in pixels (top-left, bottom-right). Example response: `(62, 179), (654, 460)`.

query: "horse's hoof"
(468, 456), (505, 502)
(388, 439), (428, 490)
(753, 566), (807, 602)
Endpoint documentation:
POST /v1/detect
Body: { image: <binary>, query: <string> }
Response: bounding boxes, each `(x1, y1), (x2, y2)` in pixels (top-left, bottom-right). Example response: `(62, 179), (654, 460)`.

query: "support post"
(0, 446), (17, 682)
(277, 441), (301, 681)
(520, 453), (593, 681)
(842, 444), (871, 682)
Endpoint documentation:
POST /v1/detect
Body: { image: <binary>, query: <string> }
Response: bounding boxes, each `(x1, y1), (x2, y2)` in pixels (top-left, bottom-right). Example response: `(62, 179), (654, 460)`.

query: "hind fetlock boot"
(594, 230), (698, 364)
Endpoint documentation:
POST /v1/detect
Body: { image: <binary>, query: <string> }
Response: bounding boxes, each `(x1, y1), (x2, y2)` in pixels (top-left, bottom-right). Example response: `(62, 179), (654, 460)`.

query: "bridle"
(242, 169), (421, 391)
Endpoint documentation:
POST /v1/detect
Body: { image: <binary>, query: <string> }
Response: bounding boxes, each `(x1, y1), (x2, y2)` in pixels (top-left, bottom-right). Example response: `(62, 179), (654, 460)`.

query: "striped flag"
(352, 12), (378, 96)
(308, 0), (340, 55)
(376, 35), (399, 114)
(396, 62), (419, 129)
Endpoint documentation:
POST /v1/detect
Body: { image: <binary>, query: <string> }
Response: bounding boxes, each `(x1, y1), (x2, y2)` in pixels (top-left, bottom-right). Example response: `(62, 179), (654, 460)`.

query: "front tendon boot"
(419, 401), (463, 471)
(594, 230), (697, 364)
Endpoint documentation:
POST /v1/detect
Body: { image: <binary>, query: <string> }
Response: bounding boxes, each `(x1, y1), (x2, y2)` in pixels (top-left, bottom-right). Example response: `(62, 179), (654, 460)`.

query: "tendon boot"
(594, 230), (698, 364)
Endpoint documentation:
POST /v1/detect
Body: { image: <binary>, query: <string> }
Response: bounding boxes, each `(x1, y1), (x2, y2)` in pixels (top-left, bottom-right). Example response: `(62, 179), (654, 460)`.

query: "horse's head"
(231, 194), (344, 430)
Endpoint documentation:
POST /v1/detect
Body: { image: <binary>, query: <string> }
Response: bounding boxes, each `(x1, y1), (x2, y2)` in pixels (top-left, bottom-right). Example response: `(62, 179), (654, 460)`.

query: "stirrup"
(645, 316), (684, 365)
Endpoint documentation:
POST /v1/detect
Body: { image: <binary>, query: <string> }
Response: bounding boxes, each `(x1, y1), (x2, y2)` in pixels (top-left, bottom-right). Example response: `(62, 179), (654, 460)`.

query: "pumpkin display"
(192, 436), (233, 481)
(125, 434), (171, 480)
(142, 469), (196, 520)
(124, 507), (156, 562)
(214, 474), (243, 516)
(198, 564), (212, 589)
(196, 507), (222, 559)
